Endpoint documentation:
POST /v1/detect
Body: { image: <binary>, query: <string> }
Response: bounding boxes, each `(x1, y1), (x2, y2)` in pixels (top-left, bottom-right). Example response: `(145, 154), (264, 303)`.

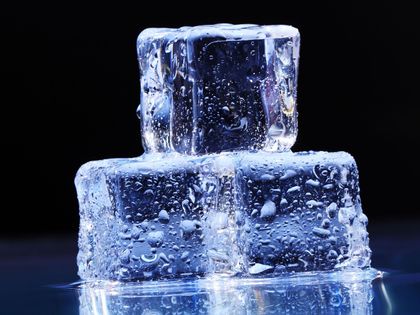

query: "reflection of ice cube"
(79, 269), (380, 314)
(76, 151), (371, 280)
(137, 24), (300, 154)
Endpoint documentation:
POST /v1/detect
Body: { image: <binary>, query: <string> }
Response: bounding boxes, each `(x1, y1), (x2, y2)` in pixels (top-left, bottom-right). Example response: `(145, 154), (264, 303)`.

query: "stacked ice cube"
(76, 24), (371, 281)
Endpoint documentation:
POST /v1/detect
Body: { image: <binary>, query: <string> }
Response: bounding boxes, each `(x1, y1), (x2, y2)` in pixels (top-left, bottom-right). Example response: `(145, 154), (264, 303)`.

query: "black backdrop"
(2, 1), (419, 236)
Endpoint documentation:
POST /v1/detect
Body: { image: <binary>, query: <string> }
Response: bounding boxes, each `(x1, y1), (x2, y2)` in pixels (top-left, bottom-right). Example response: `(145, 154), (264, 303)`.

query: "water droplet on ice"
(305, 179), (320, 187)
(131, 226), (141, 239)
(312, 227), (331, 238)
(188, 187), (196, 203)
(260, 174), (275, 181)
(180, 251), (190, 261)
(280, 198), (288, 206)
(143, 189), (154, 199)
(158, 210), (170, 223)
(182, 200), (191, 212)
(330, 294), (342, 307)
(323, 184), (334, 190)
(159, 252), (170, 263)
(287, 186), (301, 194)
(321, 219), (331, 228)
(281, 170), (297, 180)
(136, 104), (141, 119)
(141, 253), (158, 263)
(260, 239), (271, 245)
(326, 251), (338, 263)
(249, 263), (274, 275)
(180, 220), (197, 239)
(306, 200), (323, 208)
(147, 231), (164, 247)
(120, 249), (130, 264)
(260, 200), (276, 218)
(328, 236), (337, 245)
(326, 202), (337, 218)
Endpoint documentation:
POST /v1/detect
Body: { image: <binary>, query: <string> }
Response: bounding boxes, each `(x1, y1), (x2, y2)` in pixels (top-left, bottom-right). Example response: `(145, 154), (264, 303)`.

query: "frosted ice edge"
(137, 24), (300, 154)
(76, 151), (371, 281)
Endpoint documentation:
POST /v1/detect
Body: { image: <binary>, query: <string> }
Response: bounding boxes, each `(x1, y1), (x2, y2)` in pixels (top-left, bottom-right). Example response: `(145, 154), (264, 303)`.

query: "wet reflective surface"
(1, 221), (419, 314)
(77, 270), (380, 314)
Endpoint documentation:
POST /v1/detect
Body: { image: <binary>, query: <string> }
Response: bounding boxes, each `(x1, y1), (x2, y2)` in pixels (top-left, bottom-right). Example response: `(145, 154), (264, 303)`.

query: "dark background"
(2, 1), (419, 237)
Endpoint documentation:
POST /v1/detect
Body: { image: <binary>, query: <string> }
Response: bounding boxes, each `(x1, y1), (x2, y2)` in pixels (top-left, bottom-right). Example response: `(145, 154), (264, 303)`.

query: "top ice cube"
(137, 24), (300, 154)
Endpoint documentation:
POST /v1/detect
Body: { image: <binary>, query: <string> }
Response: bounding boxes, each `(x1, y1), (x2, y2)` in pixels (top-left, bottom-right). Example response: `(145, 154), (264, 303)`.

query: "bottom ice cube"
(75, 151), (371, 281)
(235, 151), (371, 274)
(76, 154), (242, 281)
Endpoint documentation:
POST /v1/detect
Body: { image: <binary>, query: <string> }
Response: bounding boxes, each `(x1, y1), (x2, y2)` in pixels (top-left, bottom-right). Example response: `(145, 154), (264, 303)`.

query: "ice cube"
(137, 24), (300, 154)
(76, 154), (243, 281)
(76, 155), (209, 280)
(235, 151), (371, 273)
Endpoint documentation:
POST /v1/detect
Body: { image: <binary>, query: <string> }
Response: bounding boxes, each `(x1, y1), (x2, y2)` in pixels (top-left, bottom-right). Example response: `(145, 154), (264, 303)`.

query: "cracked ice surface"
(76, 151), (371, 281)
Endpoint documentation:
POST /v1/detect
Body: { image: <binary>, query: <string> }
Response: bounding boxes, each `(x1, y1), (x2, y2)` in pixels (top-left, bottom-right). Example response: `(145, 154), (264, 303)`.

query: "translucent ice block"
(76, 154), (243, 281)
(76, 151), (370, 281)
(137, 24), (300, 154)
(235, 151), (371, 274)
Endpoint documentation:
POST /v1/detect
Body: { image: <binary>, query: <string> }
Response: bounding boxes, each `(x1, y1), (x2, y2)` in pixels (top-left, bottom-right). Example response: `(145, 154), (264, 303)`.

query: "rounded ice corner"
(263, 24), (300, 39)
(74, 160), (98, 183)
(334, 151), (358, 166)
(137, 27), (171, 41)
(74, 158), (125, 185)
